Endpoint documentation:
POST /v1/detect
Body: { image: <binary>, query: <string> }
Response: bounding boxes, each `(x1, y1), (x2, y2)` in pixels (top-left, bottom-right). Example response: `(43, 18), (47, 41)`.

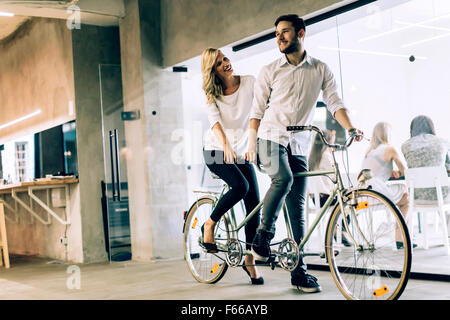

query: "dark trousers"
(256, 139), (308, 277)
(203, 150), (261, 250)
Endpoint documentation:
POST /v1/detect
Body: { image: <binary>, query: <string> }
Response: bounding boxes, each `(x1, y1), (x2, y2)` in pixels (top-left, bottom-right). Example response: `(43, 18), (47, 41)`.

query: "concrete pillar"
(119, 0), (188, 261)
(72, 25), (122, 262)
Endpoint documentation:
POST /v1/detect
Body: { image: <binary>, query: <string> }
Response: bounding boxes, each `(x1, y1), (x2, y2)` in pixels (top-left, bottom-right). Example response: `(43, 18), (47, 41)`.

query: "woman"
(361, 122), (415, 249)
(201, 48), (263, 284)
(401, 115), (450, 204)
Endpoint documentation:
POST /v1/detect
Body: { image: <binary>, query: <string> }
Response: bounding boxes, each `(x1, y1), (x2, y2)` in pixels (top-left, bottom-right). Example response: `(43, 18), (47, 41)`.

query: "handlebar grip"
(286, 125), (312, 132)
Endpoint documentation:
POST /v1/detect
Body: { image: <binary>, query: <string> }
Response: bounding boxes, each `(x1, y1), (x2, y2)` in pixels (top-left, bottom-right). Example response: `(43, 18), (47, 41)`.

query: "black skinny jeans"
(203, 150), (261, 250)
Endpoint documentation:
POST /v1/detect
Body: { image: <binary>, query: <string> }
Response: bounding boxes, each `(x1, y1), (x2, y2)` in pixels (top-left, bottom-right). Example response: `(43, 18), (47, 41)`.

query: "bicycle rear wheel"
(183, 196), (230, 284)
(325, 189), (411, 300)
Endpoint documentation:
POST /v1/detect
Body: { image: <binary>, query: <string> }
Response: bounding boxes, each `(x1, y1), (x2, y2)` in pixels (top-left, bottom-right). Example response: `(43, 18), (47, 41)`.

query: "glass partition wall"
(180, 0), (450, 276)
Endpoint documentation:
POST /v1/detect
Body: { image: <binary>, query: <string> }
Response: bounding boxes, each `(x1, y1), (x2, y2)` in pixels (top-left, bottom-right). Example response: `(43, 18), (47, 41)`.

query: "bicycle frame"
(210, 130), (366, 256)
(220, 162), (347, 255)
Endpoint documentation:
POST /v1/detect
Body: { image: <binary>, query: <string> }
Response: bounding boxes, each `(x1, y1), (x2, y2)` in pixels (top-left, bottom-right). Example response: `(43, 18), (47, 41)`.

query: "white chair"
(405, 166), (450, 255)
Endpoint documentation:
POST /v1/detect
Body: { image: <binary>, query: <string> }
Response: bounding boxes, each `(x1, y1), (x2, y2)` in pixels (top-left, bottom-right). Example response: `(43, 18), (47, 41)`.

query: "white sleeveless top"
(361, 144), (405, 204)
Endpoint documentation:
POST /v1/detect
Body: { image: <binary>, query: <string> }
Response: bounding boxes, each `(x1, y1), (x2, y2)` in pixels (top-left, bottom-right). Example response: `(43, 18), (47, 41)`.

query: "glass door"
(99, 64), (132, 261)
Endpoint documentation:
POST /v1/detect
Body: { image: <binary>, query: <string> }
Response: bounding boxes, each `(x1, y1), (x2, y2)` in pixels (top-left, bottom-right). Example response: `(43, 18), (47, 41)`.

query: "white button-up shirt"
(250, 52), (346, 156)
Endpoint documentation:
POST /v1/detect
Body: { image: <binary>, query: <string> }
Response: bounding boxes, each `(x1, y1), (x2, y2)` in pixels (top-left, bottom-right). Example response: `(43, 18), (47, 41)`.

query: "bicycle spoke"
(184, 197), (229, 284)
(326, 190), (411, 300)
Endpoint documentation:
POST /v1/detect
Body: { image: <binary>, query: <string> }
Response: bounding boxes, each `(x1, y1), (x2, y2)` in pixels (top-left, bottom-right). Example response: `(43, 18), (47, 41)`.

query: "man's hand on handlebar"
(286, 125), (365, 149)
(348, 127), (364, 142)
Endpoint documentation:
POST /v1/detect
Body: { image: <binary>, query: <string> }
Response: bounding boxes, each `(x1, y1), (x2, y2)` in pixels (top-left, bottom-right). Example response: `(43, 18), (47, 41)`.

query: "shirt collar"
(279, 51), (312, 68)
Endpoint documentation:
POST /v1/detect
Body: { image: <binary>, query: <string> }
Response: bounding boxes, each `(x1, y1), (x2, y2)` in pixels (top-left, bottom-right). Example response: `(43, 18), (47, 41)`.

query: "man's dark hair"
(275, 14), (306, 34)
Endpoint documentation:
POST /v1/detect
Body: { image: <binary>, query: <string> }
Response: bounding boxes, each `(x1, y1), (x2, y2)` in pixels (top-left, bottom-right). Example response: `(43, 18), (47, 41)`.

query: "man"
(245, 14), (363, 293)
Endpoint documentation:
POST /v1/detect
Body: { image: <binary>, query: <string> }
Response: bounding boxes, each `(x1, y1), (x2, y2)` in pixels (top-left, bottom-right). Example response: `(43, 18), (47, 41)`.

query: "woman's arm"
(385, 145), (406, 177)
(245, 118), (261, 162)
(211, 122), (237, 164)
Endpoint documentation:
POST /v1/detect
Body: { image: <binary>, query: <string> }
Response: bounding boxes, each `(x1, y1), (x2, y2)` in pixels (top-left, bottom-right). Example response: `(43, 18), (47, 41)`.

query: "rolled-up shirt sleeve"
(321, 63), (346, 116)
(206, 102), (222, 129)
(250, 66), (271, 120)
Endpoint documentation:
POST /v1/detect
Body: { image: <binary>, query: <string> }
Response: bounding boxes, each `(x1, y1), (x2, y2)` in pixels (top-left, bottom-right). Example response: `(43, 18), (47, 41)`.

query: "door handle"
(109, 130), (117, 201)
(114, 129), (122, 201)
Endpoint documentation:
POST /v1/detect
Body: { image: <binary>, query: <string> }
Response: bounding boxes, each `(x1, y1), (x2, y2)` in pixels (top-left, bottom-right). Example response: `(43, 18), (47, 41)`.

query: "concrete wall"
(0, 17), (84, 262)
(0, 18), (75, 144)
(161, 0), (346, 66)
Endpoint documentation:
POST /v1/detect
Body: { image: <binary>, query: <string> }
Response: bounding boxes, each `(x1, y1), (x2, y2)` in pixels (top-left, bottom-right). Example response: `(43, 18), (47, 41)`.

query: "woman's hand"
(391, 170), (401, 179)
(245, 145), (257, 163)
(223, 144), (237, 164)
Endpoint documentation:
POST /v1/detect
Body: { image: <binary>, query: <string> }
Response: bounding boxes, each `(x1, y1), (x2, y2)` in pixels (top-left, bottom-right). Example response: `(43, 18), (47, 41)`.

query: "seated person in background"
(362, 122), (414, 249)
(308, 129), (335, 207)
(401, 115), (450, 204)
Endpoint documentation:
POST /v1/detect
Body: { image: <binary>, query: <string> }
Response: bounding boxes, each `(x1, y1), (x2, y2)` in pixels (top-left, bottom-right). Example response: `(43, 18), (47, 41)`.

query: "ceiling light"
(318, 46), (427, 60)
(393, 20), (450, 48)
(0, 110), (42, 130)
(395, 20), (450, 32)
(0, 12), (14, 17)
(401, 32), (450, 48)
(359, 12), (450, 42)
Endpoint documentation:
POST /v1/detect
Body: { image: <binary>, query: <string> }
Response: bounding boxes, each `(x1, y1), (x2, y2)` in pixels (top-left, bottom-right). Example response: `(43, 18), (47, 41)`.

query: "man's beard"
(280, 39), (300, 54)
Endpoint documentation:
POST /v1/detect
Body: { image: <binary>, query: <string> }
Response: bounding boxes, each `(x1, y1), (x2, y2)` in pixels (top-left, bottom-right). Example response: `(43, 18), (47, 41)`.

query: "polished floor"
(0, 254), (448, 300)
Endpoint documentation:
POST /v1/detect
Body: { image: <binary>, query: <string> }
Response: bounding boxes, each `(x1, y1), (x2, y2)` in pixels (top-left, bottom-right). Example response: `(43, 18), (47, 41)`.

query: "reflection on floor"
(304, 231), (450, 276)
(0, 254), (449, 300)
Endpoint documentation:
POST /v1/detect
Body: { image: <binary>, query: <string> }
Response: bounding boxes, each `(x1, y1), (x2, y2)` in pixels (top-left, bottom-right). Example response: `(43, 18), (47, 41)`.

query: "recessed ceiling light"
(0, 12), (14, 17)
(395, 20), (450, 33)
(401, 32), (450, 48)
(359, 12), (450, 42)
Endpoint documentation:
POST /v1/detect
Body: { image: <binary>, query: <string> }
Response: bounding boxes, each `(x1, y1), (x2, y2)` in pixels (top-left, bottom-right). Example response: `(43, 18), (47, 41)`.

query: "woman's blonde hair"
(365, 122), (391, 157)
(201, 48), (223, 104)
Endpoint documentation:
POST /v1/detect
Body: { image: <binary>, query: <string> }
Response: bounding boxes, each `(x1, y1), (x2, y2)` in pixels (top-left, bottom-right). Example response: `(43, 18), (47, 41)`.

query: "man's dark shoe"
(396, 241), (418, 250)
(291, 273), (322, 293)
(251, 230), (272, 262)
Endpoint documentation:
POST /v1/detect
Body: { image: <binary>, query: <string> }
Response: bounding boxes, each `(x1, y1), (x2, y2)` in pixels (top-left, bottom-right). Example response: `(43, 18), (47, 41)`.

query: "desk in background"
(0, 178), (78, 225)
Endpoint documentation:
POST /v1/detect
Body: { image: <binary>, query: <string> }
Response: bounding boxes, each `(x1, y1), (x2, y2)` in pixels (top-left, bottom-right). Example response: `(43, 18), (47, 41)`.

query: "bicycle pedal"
(318, 249), (340, 259)
(199, 242), (226, 254)
(302, 252), (321, 257)
(268, 255), (278, 270)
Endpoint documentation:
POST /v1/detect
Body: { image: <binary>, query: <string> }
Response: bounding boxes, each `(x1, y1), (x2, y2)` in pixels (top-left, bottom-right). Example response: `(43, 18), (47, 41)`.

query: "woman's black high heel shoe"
(242, 265), (264, 285)
(201, 224), (218, 253)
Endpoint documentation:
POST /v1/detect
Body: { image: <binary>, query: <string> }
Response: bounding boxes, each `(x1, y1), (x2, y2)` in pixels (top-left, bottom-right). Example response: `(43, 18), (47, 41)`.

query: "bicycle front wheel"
(183, 196), (230, 284)
(325, 189), (411, 300)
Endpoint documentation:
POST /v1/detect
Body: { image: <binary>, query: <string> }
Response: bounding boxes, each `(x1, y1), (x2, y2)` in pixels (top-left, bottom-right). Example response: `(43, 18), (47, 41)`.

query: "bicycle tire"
(325, 189), (412, 300)
(183, 196), (230, 284)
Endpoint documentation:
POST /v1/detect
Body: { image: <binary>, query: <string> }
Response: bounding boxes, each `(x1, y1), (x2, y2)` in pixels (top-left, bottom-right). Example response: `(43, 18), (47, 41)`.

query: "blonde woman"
(201, 48), (263, 284)
(361, 122), (416, 249)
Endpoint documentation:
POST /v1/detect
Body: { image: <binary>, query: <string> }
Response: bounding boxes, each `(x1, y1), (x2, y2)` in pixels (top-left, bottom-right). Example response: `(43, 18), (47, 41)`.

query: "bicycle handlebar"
(286, 125), (362, 150)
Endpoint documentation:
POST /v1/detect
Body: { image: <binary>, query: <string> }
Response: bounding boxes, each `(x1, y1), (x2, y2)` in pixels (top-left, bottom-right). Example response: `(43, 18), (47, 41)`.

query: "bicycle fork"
(338, 189), (372, 250)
